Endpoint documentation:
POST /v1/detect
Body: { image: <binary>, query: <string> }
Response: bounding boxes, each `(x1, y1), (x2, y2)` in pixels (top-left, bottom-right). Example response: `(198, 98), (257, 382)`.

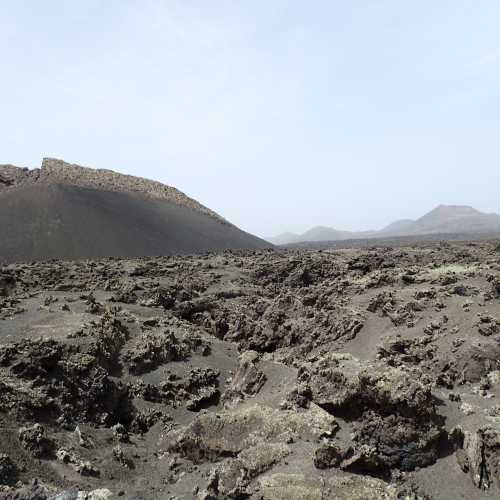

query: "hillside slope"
(0, 159), (269, 263)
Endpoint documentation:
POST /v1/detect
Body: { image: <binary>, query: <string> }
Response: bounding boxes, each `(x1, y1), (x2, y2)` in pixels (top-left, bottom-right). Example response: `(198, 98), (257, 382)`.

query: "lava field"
(1, 241), (500, 499)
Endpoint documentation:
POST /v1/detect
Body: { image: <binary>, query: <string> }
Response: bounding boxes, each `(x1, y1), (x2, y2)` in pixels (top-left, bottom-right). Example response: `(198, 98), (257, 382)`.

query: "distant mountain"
(269, 232), (303, 245)
(387, 205), (500, 236)
(0, 158), (270, 263)
(268, 227), (347, 245)
(410, 205), (500, 235)
(268, 225), (376, 245)
(269, 205), (500, 245)
(301, 226), (356, 241)
(378, 219), (415, 235)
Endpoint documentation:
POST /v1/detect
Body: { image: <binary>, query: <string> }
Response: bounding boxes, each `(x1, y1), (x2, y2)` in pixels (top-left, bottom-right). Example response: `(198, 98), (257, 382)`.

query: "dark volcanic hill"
(270, 205), (500, 245)
(0, 158), (269, 263)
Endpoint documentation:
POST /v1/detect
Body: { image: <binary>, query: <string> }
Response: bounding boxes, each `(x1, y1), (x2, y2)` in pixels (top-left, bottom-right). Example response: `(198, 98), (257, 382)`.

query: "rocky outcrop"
(40, 158), (226, 223)
(123, 326), (210, 375)
(255, 472), (398, 500)
(0, 158), (226, 223)
(223, 351), (267, 401)
(166, 403), (337, 463)
(0, 338), (133, 427)
(0, 164), (40, 190)
(454, 426), (500, 490)
(18, 424), (55, 458)
(200, 442), (290, 498)
(296, 353), (445, 473)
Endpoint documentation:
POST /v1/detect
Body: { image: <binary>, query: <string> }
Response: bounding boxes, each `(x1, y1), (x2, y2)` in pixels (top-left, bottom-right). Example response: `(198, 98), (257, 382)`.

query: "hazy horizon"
(2, 1), (500, 238)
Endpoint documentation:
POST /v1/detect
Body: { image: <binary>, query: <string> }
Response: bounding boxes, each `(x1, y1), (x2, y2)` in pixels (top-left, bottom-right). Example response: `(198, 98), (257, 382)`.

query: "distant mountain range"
(268, 205), (500, 245)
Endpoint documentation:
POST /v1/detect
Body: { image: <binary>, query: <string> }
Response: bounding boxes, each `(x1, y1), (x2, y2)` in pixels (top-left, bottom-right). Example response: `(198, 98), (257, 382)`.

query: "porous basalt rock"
(56, 448), (100, 477)
(314, 443), (345, 469)
(0, 164), (40, 191)
(123, 330), (205, 375)
(0, 297), (25, 320)
(83, 312), (129, 369)
(0, 339), (133, 427)
(166, 403), (337, 464)
(256, 472), (397, 500)
(18, 424), (55, 458)
(130, 367), (220, 411)
(0, 479), (50, 499)
(454, 426), (500, 490)
(454, 341), (500, 384)
(377, 334), (435, 367)
(139, 287), (176, 309)
(296, 353), (444, 471)
(296, 353), (435, 417)
(223, 351), (267, 401)
(201, 442), (290, 498)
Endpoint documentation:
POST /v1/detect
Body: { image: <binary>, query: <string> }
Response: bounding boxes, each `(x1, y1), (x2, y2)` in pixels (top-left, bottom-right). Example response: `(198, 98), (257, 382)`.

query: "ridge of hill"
(0, 158), (225, 223)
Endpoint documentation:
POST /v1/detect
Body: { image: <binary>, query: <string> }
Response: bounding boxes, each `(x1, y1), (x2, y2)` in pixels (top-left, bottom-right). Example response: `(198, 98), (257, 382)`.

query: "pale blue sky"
(1, 1), (499, 236)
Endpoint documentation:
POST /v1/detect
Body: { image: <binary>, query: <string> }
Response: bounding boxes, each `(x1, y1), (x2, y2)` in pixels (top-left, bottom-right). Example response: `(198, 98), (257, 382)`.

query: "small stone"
(460, 403), (475, 416)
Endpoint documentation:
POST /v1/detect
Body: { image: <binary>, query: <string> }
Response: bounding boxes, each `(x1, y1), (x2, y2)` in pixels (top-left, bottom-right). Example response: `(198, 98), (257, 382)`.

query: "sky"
(1, 1), (500, 237)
